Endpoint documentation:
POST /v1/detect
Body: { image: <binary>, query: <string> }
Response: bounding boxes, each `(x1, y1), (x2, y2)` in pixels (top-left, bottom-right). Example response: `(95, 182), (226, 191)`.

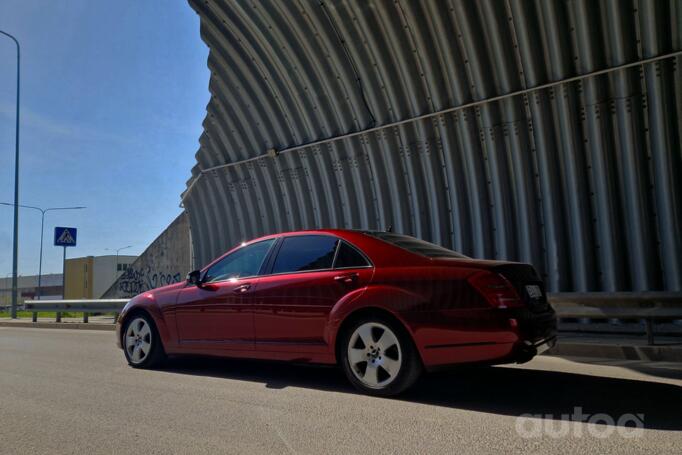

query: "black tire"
(122, 313), (166, 369)
(339, 315), (422, 396)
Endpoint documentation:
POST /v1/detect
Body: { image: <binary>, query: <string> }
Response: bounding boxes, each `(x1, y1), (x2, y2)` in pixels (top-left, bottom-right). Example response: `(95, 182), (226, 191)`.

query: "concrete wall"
(103, 212), (191, 299)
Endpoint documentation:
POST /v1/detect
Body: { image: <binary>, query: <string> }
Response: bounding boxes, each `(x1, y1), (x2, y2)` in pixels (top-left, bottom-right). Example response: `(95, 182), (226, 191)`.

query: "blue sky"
(0, 1), (209, 276)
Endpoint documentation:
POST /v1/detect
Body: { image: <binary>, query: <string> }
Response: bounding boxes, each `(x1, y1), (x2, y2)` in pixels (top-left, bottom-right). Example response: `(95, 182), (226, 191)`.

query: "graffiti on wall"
(117, 266), (183, 297)
(102, 212), (191, 299)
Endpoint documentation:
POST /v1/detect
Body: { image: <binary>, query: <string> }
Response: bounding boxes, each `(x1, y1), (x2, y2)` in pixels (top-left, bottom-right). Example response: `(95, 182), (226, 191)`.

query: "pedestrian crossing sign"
(54, 227), (77, 247)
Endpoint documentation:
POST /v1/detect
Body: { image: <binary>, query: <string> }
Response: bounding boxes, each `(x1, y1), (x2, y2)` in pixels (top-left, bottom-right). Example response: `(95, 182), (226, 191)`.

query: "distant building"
(64, 255), (137, 299)
(0, 274), (63, 306)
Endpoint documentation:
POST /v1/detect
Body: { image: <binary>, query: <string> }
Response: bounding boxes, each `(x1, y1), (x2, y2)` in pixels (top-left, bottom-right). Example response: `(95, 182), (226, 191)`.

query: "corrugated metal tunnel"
(182, 0), (682, 293)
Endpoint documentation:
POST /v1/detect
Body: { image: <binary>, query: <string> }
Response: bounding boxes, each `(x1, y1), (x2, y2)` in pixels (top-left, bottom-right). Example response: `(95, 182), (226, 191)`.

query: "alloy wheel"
(125, 317), (152, 365)
(347, 322), (402, 389)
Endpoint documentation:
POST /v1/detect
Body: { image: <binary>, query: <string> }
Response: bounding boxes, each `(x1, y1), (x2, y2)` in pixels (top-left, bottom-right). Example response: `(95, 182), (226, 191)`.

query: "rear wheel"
(122, 314), (166, 368)
(340, 317), (422, 396)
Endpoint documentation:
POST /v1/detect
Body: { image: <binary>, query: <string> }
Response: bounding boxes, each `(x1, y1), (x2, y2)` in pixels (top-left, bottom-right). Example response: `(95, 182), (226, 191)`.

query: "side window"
(204, 239), (275, 282)
(333, 241), (370, 268)
(272, 235), (338, 274)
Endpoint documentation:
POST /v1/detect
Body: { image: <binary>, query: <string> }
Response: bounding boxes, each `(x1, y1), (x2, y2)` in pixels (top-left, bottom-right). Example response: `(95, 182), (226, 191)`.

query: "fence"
(23, 299), (128, 323)
(552, 292), (682, 345)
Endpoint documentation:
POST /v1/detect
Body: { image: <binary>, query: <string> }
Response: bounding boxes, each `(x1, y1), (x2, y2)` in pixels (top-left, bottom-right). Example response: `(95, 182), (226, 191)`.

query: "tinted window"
(364, 232), (468, 259)
(272, 235), (338, 274)
(204, 239), (275, 282)
(334, 241), (370, 268)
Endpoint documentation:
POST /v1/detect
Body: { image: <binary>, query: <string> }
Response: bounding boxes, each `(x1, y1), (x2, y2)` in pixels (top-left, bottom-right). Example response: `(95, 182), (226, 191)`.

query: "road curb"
(0, 321), (115, 331)
(546, 341), (682, 363)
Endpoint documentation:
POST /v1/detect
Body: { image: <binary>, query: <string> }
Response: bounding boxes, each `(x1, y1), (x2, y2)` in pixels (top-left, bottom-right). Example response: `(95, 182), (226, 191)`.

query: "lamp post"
(0, 203), (85, 301)
(0, 29), (21, 319)
(105, 246), (133, 279)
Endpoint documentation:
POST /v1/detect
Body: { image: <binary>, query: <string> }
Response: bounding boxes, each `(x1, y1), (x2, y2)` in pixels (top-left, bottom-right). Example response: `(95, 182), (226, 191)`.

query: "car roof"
(243, 228), (370, 242)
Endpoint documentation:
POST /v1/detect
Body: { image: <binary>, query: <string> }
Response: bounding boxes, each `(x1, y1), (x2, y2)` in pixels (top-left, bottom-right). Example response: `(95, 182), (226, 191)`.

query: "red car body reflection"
(117, 229), (556, 372)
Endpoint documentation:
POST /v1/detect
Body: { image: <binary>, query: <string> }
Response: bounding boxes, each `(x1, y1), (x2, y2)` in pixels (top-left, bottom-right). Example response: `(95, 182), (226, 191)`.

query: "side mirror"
(186, 270), (202, 286)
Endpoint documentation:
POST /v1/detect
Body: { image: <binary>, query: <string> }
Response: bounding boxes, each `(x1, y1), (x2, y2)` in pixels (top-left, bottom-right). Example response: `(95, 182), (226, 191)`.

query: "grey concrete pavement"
(549, 333), (682, 362)
(1, 327), (681, 454)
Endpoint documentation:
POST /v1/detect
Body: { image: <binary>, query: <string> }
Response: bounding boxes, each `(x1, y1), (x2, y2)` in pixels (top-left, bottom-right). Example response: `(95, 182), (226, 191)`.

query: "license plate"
(525, 285), (543, 299)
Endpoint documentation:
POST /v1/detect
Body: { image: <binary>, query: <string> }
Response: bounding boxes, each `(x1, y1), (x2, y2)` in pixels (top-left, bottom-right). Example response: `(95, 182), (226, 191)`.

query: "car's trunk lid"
(431, 257), (550, 312)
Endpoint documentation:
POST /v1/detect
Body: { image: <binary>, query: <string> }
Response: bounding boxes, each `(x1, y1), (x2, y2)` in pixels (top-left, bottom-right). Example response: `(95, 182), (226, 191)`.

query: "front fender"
(115, 292), (170, 348)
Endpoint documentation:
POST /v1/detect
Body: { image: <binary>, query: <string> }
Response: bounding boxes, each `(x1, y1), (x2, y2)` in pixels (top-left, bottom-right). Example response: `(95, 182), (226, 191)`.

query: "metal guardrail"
(23, 299), (128, 323)
(550, 292), (682, 345)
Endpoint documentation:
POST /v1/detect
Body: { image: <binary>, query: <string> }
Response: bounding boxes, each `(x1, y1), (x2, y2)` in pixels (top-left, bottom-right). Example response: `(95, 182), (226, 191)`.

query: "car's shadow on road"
(161, 356), (682, 431)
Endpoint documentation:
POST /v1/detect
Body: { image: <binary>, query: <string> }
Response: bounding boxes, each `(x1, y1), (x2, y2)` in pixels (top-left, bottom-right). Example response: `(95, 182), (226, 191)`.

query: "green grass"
(0, 310), (79, 319)
(0, 310), (116, 319)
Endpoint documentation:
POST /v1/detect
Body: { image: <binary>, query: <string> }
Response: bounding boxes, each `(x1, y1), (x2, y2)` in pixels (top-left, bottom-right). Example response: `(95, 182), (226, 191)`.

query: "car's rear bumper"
(412, 306), (557, 370)
(512, 334), (557, 363)
(497, 306), (557, 364)
(513, 306), (557, 342)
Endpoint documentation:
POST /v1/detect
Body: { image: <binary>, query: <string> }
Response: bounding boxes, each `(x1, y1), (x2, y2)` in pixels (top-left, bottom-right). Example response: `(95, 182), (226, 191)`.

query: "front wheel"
(340, 317), (422, 396)
(122, 314), (166, 369)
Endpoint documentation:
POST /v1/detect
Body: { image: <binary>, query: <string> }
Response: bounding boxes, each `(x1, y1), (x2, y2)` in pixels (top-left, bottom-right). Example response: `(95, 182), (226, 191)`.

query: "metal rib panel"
(184, 0), (681, 293)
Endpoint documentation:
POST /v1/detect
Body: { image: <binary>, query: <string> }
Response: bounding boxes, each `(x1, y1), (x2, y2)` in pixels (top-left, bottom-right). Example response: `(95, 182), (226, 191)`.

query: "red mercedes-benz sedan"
(116, 229), (556, 396)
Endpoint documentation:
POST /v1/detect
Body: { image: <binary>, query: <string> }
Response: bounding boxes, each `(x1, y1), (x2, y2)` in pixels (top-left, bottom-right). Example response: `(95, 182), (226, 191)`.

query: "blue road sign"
(54, 227), (77, 247)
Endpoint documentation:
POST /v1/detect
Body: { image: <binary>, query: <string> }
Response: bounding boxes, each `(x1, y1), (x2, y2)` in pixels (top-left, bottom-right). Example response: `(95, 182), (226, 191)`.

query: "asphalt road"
(1, 327), (681, 454)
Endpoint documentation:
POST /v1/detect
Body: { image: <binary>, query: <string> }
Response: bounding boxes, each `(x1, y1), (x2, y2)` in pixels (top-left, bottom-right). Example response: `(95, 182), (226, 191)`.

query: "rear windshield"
(363, 232), (468, 259)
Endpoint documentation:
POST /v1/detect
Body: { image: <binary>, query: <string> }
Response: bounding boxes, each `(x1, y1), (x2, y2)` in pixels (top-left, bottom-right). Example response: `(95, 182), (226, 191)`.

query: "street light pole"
(0, 30), (21, 319)
(0, 203), (85, 303)
(105, 246), (133, 280)
(38, 210), (45, 297)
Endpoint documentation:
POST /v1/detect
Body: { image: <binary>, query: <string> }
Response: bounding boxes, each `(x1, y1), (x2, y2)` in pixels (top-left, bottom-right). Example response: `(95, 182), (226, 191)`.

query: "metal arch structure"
(183, 0), (682, 293)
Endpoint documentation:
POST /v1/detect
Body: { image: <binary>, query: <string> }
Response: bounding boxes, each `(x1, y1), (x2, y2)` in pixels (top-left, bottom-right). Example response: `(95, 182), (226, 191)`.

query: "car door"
(175, 238), (276, 349)
(253, 235), (373, 353)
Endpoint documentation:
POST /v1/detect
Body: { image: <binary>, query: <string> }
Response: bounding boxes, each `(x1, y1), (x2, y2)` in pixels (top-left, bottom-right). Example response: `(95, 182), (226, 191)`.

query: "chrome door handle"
(233, 283), (251, 294)
(334, 273), (358, 284)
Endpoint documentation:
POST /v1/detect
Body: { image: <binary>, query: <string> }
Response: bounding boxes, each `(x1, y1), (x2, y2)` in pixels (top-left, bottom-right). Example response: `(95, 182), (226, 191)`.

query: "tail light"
(467, 270), (523, 308)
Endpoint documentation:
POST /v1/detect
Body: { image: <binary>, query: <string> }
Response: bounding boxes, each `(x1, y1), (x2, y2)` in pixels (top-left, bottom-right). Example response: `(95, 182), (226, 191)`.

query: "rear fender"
(325, 285), (424, 350)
